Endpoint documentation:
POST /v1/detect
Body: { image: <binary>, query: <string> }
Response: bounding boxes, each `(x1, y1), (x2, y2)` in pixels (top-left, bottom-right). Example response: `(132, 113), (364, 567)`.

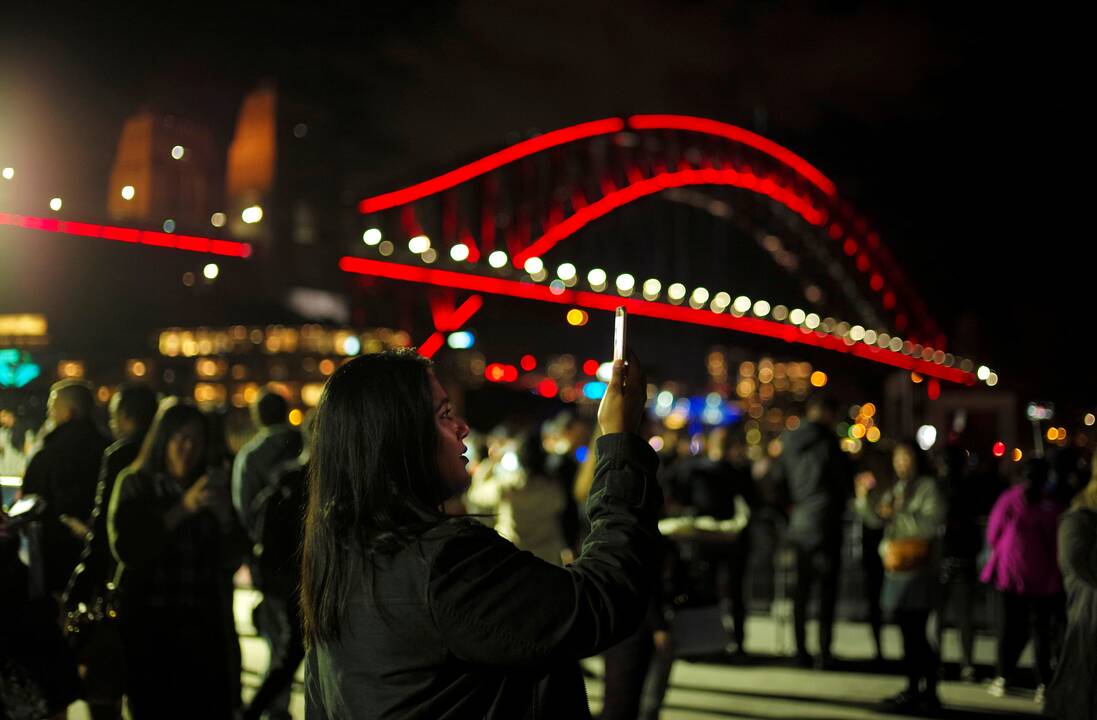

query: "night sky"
(1, 3), (1087, 412)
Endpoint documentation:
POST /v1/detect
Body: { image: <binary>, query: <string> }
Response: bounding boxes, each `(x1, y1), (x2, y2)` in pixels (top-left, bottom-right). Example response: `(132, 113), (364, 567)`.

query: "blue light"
(447, 331), (475, 349)
(575, 445), (589, 463)
(582, 381), (607, 400)
(0, 349), (41, 388)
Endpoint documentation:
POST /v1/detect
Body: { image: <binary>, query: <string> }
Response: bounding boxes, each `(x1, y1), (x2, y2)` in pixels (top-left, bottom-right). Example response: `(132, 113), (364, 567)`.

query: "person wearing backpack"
(241, 455), (307, 720)
(231, 389), (303, 720)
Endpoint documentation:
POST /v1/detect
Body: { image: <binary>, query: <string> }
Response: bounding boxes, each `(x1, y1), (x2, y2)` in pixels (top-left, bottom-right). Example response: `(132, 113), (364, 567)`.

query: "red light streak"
(444, 295), (483, 332)
(358, 114), (838, 215)
(418, 332), (445, 359)
(358, 119), (626, 213)
(0, 213), (252, 258)
(626, 114), (837, 197)
(340, 256), (975, 385)
(512, 168), (824, 268)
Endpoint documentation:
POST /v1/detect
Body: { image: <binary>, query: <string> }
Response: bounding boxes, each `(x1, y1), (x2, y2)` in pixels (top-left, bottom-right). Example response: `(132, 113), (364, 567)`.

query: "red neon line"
(359, 119), (626, 213)
(512, 168), (825, 268)
(339, 256), (974, 385)
(0, 214), (252, 258)
(443, 294), (483, 331)
(419, 332), (445, 359)
(628, 114), (836, 197)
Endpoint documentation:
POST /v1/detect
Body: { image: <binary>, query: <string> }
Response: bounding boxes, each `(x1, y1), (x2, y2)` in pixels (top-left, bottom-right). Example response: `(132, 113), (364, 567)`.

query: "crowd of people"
(1, 359), (1097, 719)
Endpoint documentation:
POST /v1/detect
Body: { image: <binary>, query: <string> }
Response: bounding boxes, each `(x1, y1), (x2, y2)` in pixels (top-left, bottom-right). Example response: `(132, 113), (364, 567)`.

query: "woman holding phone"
(108, 399), (240, 720)
(855, 440), (945, 714)
(301, 347), (661, 719)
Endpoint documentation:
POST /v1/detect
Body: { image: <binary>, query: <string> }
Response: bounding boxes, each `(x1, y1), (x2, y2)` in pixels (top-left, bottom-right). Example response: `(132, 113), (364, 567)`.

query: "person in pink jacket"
(981, 458), (1064, 701)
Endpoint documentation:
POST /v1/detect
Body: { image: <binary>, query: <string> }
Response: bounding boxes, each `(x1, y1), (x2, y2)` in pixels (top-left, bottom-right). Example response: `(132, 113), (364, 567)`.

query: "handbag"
(883, 537), (931, 572)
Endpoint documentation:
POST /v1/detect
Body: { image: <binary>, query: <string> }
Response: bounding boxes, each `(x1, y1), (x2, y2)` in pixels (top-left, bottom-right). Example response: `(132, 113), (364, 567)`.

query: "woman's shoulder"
(421, 516), (498, 545)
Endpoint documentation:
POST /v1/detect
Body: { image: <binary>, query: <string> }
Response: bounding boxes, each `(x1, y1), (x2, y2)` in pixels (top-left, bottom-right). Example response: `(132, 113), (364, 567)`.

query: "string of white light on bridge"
(360, 226), (999, 388)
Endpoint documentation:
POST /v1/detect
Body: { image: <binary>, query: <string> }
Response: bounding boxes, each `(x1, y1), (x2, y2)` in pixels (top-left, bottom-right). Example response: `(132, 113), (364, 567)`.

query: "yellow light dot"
(49, 197), (63, 212)
(1011, 448), (1023, 462)
(866, 426), (881, 443)
(1047, 427), (1058, 442)
(288, 409), (304, 426)
(850, 423), (866, 439)
(861, 402), (876, 418)
(121, 185), (135, 200)
(319, 359), (336, 376)
(1086, 413), (1096, 427)
(566, 308), (589, 326)
(910, 372), (923, 384)
(810, 371), (828, 388)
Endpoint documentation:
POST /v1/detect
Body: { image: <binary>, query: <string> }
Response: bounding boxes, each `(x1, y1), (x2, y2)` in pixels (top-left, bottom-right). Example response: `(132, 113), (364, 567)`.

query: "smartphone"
(613, 306), (627, 363)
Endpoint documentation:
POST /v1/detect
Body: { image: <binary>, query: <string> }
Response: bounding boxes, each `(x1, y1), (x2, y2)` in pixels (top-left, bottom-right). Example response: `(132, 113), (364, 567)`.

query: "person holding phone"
(855, 440), (945, 714)
(107, 398), (239, 720)
(302, 344), (662, 719)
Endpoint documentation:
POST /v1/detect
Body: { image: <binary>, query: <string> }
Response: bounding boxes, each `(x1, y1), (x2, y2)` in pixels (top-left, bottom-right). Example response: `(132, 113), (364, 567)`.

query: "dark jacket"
(64, 435), (142, 606)
(232, 424), (303, 535)
(21, 418), (109, 593)
(305, 433), (662, 720)
(775, 421), (852, 551)
(1044, 507), (1097, 720)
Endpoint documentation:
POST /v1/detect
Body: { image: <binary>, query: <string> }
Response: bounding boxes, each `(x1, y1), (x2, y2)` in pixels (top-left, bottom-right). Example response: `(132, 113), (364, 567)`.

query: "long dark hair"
(301, 350), (450, 646)
(131, 398), (208, 484)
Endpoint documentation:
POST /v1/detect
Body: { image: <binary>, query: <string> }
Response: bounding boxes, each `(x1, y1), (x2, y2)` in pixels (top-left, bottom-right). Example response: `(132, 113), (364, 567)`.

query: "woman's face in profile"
(166, 421), (205, 481)
(429, 371), (471, 496)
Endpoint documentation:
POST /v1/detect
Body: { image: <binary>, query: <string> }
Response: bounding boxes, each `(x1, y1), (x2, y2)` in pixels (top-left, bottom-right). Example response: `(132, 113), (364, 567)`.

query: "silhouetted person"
(63, 383), (158, 720)
(301, 349), (661, 719)
(774, 394), (852, 668)
(21, 379), (109, 595)
(242, 455), (308, 720)
(668, 426), (755, 654)
(935, 444), (981, 681)
(232, 387), (303, 720)
(1044, 474), (1097, 719)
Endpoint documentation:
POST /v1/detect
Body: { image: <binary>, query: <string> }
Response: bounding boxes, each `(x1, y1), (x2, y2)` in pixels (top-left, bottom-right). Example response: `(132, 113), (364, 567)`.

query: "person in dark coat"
(301, 349), (661, 720)
(20, 379), (110, 595)
(62, 383), (158, 720)
(774, 394), (852, 668)
(231, 388), (303, 720)
(1043, 477), (1097, 720)
(107, 399), (238, 720)
(935, 444), (982, 681)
